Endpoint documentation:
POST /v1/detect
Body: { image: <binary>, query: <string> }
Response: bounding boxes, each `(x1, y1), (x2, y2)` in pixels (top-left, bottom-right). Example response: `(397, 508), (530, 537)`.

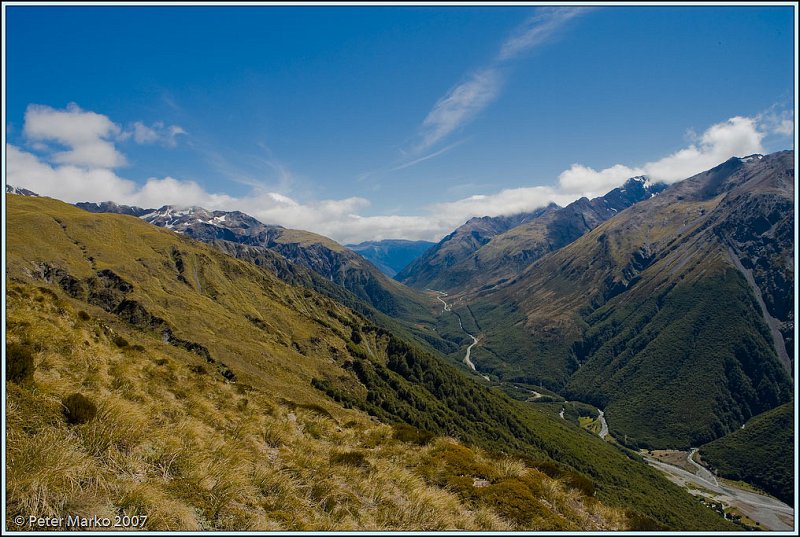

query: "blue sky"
(4, 3), (796, 243)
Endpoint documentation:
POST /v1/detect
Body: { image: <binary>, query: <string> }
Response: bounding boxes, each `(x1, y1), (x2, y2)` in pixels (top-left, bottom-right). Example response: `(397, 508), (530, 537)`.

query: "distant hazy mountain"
(346, 239), (435, 277)
(463, 151), (793, 449)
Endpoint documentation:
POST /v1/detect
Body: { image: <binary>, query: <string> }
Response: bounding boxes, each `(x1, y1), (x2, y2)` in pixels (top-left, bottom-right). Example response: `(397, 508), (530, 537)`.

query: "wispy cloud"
(498, 7), (592, 61)
(417, 68), (501, 152)
(411, 7), (589, 154)
(389, 139), (466, 172)
(125, 121), (187, 147)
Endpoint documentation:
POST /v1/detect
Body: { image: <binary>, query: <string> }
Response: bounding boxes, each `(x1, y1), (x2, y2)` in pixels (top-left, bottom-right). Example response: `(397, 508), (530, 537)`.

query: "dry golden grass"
(6, 280), (632, 531)
(5, 198), (633, 531)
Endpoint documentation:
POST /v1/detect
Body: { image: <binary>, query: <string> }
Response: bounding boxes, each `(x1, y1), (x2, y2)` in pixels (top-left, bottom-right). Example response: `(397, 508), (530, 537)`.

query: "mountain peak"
(738, 154), (764, 163)
(5, 184), (39, 197)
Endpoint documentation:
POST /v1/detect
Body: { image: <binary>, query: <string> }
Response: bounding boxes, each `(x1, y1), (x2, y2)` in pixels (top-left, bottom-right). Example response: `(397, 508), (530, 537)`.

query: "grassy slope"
(8, 284), (630, 531)
(312, 323), (734, 530)
(5, 195), (733, 530)
(700, 403), (794, 504)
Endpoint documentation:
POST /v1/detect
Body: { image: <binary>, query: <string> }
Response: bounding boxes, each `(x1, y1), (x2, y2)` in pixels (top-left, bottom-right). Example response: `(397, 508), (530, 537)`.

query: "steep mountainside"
(399, 178), (665, 292)
(461, 151), (794, 449)
(700, 402), (794, 505)
(346, 239), (435, 277)
(75, 203), (438, 328)
(5, 194), (734, 530)
(396, 204), (559, 289)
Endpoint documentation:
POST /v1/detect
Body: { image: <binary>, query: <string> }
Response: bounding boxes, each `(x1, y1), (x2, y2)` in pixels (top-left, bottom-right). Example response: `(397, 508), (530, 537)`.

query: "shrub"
(62, 392), (97, 425)
(350, 328), (362, 344)
(330, 450), (370, 469)
(296, 403), (334, 420)
(112, 335), (129, 348)
(392, 423), (434, 445)
(6, 342), (35, 384)
(77, 310), (91, 321)
(564, 471), (595, 496)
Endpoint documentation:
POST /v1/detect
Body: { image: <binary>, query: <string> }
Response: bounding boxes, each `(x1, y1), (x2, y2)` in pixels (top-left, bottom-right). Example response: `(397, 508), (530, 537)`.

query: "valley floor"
(642, 450), (794, 531)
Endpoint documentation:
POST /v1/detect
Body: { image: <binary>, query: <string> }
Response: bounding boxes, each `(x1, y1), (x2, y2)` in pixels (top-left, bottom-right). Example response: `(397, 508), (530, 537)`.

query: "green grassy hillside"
(5, 195), (734, 530)
(567, 265), (791, 448)
(700, 403), (794, 504)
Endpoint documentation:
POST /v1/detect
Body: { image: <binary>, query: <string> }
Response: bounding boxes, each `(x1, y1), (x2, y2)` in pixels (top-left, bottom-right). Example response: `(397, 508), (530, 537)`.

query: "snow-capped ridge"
(6, 184), (40, 197)
(738, 154), (764, 163)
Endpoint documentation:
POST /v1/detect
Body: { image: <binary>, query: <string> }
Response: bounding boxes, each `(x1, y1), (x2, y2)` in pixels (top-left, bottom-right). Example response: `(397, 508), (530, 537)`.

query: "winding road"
(463, 332), (479, 371)
(431, 290), (612, 438)
(430, 290), (488, 380)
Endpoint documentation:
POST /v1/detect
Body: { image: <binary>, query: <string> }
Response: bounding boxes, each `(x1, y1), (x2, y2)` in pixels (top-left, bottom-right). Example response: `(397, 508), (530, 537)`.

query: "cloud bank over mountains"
(6, 102), (792, 245)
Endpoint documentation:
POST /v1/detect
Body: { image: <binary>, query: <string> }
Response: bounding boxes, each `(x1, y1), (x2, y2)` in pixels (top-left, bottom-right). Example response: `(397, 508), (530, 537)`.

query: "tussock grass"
(6, 283), (629, 530)
(5, 199), (634, 531)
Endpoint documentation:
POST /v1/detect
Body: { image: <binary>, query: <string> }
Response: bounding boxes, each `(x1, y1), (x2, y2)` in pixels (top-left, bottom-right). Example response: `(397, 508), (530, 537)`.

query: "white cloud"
(775, 119), (794, 136)
(132, 122), (159, 144)
(24, 103), (127, 168)
(431, 186), (574, 224)
(755, 107), (794, 138)
(6, 144), (222, 209)
(498, 7), (591, 61)
(130, 121), (186, 147)
(643, 116), (765, 183)
(558, 163), (645, 197)
(558, 115), (775, 194)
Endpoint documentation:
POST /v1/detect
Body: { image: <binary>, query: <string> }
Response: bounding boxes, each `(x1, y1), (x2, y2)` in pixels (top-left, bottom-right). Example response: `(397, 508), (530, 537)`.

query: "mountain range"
(75, 201), (450, 356)
(5, 149), (793, 530)
(397, 177), (667, 292)
(430, 152), (793, 449)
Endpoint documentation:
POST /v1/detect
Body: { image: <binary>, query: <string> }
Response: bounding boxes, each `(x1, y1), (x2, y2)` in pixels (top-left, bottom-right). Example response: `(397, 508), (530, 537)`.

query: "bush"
(77, 310), (91, 321)
(392, 423), (434, 445)
(112, 335), (129, 348)
(62, 392), (97, 425)
(330, 450), (370, 469)
(350, 328), (362, 344)
(6, 342), (35, 384)
(564, 471), (595, 496)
